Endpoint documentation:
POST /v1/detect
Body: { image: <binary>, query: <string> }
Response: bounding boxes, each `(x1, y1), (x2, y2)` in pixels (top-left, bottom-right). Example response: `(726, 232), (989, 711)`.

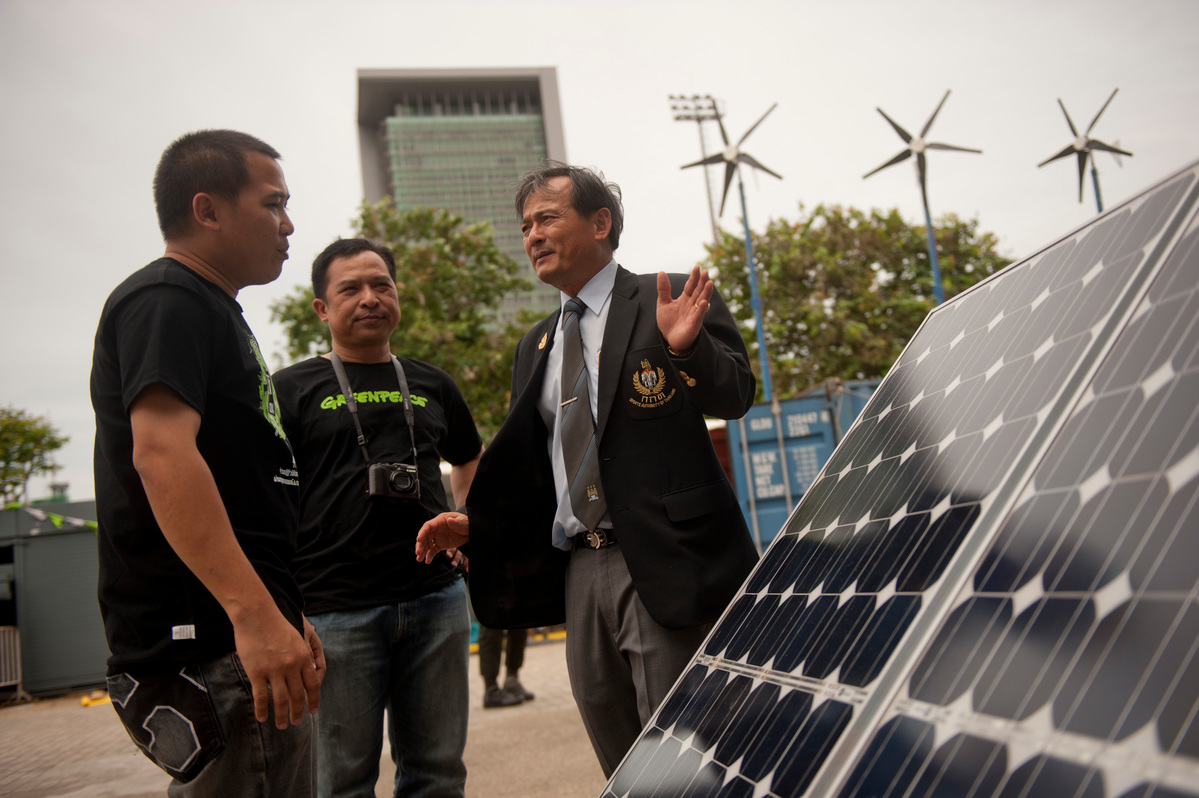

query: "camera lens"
(389, 470), (414, 492)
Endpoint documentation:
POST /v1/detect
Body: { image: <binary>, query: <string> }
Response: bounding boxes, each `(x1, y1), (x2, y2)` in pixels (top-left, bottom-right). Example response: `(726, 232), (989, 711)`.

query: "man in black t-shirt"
(91, 130), (324, 795)
(273, 238), (483, 798)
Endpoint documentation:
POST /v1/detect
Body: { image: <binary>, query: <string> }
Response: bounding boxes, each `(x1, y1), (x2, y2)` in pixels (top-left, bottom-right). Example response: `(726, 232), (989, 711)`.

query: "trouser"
(107, 651), (316, 797)
(308, 578), (471, 798)
(564, 544), (710, 777)
(478, 626), (528, 686)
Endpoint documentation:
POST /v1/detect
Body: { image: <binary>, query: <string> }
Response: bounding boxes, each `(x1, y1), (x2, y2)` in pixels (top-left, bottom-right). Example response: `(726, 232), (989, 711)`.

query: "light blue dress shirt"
(537, 259), (618, 550)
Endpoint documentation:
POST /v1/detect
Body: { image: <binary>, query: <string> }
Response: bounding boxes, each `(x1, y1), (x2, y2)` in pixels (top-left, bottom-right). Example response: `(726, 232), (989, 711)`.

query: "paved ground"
(0, 637), (609, 798)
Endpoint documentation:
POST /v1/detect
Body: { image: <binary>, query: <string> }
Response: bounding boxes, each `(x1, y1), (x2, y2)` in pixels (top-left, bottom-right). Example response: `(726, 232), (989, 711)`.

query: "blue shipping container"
(726, 379), (879, 550)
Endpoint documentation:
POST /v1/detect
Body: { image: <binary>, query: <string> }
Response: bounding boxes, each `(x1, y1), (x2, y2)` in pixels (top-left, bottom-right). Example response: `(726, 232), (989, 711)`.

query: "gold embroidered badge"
(679, 370), (697, 387)
(538, 333), (548, 350)
(629, 359), (677, 408)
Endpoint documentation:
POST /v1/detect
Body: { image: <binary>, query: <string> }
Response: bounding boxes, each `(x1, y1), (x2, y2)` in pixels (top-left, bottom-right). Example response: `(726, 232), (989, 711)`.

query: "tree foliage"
(270, 199), (532, 441)
(709, 204), (1012, 400)
(0, 406), (68, 505)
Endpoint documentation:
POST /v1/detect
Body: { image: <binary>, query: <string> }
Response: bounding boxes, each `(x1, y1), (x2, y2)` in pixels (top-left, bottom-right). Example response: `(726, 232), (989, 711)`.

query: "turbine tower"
(864, 90), (981, 305)
(1038, 88), (1132, 213)
(680, 100), (782, 401)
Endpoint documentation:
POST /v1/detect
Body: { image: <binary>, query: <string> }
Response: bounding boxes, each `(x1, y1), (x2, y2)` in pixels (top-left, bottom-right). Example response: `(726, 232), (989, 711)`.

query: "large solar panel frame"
(605, 160), (1199, 798)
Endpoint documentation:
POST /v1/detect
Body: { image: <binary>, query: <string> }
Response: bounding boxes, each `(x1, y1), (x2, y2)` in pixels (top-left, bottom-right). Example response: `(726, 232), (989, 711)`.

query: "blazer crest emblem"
(538, 332), (548, 350)
(630, 358), (677, 408)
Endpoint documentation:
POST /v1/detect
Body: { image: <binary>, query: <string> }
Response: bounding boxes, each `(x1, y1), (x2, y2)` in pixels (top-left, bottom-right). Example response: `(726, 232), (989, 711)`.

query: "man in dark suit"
(417, 162), (759, 775)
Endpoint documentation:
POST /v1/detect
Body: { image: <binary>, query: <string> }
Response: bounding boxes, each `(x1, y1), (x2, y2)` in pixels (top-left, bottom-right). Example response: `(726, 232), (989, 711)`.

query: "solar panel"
(604, 161), (1199, 798)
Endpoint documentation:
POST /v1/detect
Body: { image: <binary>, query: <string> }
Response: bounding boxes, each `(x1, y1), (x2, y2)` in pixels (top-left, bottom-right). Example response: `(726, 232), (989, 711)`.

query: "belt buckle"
(584, 530), (609, 549)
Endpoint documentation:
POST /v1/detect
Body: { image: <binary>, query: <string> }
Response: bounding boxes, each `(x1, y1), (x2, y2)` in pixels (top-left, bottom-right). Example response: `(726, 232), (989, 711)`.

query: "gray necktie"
(560, 297), (606, 531)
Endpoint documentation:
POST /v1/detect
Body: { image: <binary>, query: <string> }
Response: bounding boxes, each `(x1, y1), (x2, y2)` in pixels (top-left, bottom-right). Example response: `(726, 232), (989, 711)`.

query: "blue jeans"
(309, 577), (470, 798)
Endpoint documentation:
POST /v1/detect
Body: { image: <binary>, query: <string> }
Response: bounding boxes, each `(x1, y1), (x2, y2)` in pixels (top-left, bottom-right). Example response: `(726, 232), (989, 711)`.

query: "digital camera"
(366, 462), (421, 501)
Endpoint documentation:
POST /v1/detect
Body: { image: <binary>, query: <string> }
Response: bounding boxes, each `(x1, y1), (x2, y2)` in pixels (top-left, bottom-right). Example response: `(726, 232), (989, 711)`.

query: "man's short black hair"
(153, 129), (281, 241)
(311, 238), (398, 300)
(514, 161), (624, 250)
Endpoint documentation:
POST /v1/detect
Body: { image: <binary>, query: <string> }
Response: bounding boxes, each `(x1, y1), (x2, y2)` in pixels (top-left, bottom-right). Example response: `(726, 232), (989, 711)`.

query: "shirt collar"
(559, 259), (617, 323)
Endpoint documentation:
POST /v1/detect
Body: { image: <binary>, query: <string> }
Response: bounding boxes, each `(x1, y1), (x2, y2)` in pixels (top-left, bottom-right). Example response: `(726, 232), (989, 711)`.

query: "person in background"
(478, 626), (533, 708)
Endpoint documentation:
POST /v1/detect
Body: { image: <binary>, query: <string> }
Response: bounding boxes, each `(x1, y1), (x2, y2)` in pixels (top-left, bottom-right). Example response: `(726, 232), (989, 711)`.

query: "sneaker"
(483, 685), (522, 709)
(504, 675), (535, 702)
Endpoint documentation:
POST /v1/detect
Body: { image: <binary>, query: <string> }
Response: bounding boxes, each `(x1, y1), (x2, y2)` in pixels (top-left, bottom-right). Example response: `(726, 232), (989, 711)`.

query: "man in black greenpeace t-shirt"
(90, 130), (323, 795)
(273, 238), (483, 798)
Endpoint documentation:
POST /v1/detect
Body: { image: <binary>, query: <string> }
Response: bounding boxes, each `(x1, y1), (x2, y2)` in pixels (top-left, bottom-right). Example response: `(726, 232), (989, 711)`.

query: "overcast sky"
(2, 0), (1196, 502)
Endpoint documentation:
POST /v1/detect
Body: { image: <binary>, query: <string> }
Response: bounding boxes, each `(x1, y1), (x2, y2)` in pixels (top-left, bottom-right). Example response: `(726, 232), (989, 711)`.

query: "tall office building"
(357, 67), (568, 323)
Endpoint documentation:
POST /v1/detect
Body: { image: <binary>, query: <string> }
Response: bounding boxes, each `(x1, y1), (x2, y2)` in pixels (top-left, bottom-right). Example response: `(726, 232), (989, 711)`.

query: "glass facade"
(380, 89), (559, 323)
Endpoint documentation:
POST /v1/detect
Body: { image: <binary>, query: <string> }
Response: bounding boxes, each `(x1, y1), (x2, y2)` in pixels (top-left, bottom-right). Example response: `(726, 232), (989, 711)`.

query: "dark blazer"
(465, 266), (760, 630)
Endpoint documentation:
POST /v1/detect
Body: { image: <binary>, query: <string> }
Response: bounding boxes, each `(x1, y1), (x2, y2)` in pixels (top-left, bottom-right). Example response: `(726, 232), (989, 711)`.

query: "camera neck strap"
(328, 352), (418, 467)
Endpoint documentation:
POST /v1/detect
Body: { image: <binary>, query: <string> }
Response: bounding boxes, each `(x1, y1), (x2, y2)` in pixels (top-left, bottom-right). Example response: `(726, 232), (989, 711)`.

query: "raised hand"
(656, 265), (714, 356)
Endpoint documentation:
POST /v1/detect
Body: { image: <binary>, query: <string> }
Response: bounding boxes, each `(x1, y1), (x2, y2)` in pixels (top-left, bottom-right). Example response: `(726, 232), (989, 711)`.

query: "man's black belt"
(572, 529), (617, 550)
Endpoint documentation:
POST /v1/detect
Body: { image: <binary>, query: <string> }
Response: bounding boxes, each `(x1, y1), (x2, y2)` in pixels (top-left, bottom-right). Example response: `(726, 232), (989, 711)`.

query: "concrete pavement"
(0, 637), (609, 798)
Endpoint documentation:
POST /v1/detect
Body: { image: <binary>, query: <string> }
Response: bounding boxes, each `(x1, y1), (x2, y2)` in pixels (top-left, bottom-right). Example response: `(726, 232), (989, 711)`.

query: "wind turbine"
(1038, 88), (1132, 213)
(863, 90), (981, 305)
(682, 102), (783, 216)
(680, 101), (782, 400)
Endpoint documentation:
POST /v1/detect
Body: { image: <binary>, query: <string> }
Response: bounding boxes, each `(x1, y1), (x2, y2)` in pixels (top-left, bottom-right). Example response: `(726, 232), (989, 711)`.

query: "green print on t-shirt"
(318, 392), (429, 410)
(247, 334), (288, 441)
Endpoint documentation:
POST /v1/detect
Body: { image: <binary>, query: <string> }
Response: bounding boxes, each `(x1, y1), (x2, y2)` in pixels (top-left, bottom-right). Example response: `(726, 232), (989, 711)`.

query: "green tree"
(0, 406), (68, 505)
(709, 204), (1012, 400)
(271, 200), (532, 440)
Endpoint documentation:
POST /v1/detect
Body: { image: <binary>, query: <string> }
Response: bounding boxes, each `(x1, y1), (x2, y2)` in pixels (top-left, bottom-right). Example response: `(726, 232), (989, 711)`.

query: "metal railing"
(1, 625), (32, 702)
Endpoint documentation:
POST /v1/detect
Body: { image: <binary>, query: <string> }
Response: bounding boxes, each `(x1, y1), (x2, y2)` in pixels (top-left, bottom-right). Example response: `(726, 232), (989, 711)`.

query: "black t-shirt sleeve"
(113, 284), (216, 416)
(435, 370), (484, 466)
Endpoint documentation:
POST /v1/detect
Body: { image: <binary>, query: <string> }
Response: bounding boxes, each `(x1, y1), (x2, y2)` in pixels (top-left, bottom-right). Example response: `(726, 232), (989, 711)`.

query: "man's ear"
(593, 207), (612, 242)
(313, 296), (329, 323)
(192, 193), (220, 232)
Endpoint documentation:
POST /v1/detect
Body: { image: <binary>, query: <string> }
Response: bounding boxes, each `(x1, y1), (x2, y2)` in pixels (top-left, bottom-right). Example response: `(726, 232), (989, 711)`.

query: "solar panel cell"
(703, 596), (754, 657)
(840, 596), (922, 687)
(973, 597), (1094, 720)
(714, 680), (783, 767)
(1053, 600), (1199, 744)
(836, 716), (936, 798)
(748, 597), (806, 667)
(1129, 479), (1199, 593)
(774, 596), (838, 672)
(745, 532), (799, 593)
(915, 734), (1008, 798)
(1036, 392), (1127, 491)
(909, 597), (1010, 705)
(975, 490), (1078, 592)
(770, 700), (855, 795)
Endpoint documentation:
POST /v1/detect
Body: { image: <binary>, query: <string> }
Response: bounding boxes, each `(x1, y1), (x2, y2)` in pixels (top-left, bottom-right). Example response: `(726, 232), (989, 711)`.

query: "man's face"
(215, 152), (293, 288)
(521, 176), (611, 294)
(312, 250), (401, 350)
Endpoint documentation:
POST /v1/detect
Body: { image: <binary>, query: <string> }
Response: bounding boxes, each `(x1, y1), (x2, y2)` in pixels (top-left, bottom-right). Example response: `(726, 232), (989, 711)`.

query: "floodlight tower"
(669, 95), (722, 243)
(864, 90), (981, 305)
(1038, 88), (1132, 213)
(679, 100), (783, 401)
